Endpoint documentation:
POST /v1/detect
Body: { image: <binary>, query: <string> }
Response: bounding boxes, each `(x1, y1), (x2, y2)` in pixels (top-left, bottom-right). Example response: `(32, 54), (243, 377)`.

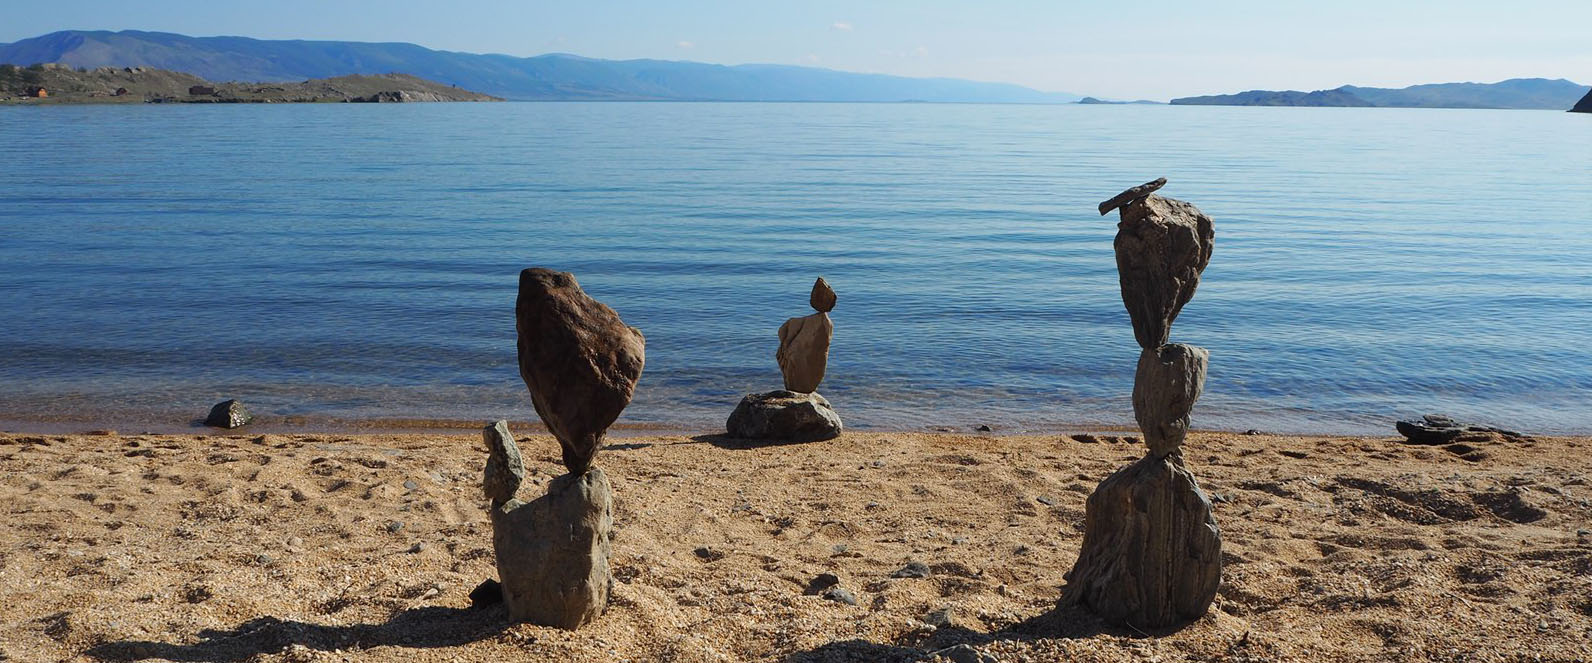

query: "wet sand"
(2, 428), (1589, 662)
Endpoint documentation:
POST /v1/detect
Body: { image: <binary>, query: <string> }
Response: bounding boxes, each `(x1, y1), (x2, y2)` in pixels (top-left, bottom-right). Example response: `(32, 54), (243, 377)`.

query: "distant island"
(0, 30), (1082, 103)
(1076, 97), (1161, 105)
(1573, 88), (1592, 113)
(0, 63), (498, 104)
(1171, 78), (1589, 110)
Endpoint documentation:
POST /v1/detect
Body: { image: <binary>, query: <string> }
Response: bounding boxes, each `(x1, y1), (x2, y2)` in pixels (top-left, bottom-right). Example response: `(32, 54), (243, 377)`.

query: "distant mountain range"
(0, 30), (1082, 103)
(5, 30), (1586, 110)
(1172, 79), (1589, 110)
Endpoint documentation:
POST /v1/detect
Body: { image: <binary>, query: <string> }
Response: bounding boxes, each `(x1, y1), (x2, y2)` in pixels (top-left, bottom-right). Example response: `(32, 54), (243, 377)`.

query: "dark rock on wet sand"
(204, 399), (253, 429)
(1396, 414), (1522, 445)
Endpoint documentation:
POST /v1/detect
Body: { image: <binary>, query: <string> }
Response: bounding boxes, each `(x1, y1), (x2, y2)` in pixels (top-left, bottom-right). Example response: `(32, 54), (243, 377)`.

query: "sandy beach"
(2, 427), (1589, 662)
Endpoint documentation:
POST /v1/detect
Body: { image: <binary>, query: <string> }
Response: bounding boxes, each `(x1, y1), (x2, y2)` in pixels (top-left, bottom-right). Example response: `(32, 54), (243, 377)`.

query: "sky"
(3, 0), (1588, 100)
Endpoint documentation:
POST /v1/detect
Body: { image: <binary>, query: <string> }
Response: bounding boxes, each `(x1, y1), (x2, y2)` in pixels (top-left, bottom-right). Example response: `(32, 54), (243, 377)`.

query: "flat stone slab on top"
(726, 390), (843, 443)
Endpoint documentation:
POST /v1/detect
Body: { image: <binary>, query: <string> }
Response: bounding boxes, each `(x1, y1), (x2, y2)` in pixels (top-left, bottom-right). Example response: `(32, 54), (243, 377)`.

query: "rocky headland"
(0, 63), (500, 104)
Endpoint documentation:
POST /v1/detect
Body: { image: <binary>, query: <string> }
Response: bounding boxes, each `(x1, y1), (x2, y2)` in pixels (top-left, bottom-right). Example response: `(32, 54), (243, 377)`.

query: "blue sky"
(3, 0), (1587, 99)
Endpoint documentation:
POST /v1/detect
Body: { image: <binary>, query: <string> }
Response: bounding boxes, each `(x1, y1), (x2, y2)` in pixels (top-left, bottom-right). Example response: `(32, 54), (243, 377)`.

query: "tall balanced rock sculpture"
(726, 277), (843, 442)
(484, 268), (643, 629)
(484, 421), (614, 629)
(1064, 179), (1222, 629)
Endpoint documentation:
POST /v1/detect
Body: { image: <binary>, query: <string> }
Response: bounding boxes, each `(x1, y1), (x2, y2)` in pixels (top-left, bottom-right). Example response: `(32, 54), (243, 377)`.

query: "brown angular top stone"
(809, 277), (837, 313)
(515, 268), (645, 474)
(1112, 191), (1214, 349)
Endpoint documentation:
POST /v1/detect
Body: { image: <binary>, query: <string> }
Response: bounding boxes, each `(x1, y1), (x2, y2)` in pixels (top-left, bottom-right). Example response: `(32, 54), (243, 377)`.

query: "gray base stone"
(726, 390), (843, 442)
(1064, 453), (1221, 629)
(492, 467), (613, 629)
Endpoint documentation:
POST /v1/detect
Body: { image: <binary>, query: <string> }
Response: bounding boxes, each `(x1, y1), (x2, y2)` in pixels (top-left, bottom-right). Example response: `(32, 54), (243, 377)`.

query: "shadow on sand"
(783, 601), (1197, 662)
(691, 433), (819, 450)
(86, 605), (509, 662)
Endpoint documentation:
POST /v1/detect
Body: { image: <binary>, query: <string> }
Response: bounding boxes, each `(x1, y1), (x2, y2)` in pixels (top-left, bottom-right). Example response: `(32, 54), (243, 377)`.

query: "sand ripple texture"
(2, 430), (1590, 662)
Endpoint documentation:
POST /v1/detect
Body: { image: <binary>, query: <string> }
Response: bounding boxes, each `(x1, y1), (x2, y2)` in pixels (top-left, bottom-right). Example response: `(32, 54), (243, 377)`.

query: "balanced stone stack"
(726, 277), (843, 442)
(1063, 178), (1222, 629)
(482, 267), (645, 629)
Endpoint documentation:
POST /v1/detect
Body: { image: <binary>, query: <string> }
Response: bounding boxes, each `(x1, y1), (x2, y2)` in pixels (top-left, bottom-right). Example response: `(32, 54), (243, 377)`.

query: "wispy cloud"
(831, 21), (854, 31)
(802, 54), (821, 64)
(676, 41), (694, 49)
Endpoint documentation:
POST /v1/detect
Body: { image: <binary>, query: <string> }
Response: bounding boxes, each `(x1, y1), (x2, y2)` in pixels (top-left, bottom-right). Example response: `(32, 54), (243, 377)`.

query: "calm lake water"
(1, 102), (1589, 434)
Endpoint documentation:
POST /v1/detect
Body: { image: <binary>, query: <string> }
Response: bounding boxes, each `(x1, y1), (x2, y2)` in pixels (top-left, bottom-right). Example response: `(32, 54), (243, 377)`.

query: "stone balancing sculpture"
(482, 267), (645, 629)
(726, 277), (843, 442)
(1062, 178), (1222, 629)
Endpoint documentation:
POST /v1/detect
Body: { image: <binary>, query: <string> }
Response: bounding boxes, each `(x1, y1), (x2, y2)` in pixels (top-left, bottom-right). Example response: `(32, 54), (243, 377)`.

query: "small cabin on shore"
(188, 85), (215, 96)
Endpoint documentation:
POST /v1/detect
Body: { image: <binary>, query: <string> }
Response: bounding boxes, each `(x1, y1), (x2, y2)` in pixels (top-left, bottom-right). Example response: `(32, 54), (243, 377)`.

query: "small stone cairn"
(482, 267), (645, 629)
(726, 277), (843, 442)
(1062, 178), (1222, 628)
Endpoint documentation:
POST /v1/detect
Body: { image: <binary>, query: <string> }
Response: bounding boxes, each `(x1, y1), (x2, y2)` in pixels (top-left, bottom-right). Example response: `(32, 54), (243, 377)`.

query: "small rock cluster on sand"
(1063, 178), (1222, 628)
(726, 277), (843, 442)
(482, 267), (645, 629)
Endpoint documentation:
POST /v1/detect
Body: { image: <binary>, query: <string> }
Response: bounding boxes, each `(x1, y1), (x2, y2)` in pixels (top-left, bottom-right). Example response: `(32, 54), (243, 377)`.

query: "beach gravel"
(0, 429), (1589, 661)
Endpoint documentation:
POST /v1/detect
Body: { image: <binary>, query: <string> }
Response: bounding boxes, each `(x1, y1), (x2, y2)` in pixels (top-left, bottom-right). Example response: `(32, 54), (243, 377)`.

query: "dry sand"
(2, 428), (1589, 662)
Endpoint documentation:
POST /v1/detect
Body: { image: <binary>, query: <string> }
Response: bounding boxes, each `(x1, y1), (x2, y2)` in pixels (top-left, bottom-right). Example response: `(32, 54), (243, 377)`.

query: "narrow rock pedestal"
(484, 420), (614, 630)
(1063, 453), (1221, 627)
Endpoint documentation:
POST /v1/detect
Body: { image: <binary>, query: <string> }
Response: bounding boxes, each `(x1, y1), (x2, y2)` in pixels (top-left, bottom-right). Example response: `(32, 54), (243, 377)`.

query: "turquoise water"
(1, 102), (1589, 434)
